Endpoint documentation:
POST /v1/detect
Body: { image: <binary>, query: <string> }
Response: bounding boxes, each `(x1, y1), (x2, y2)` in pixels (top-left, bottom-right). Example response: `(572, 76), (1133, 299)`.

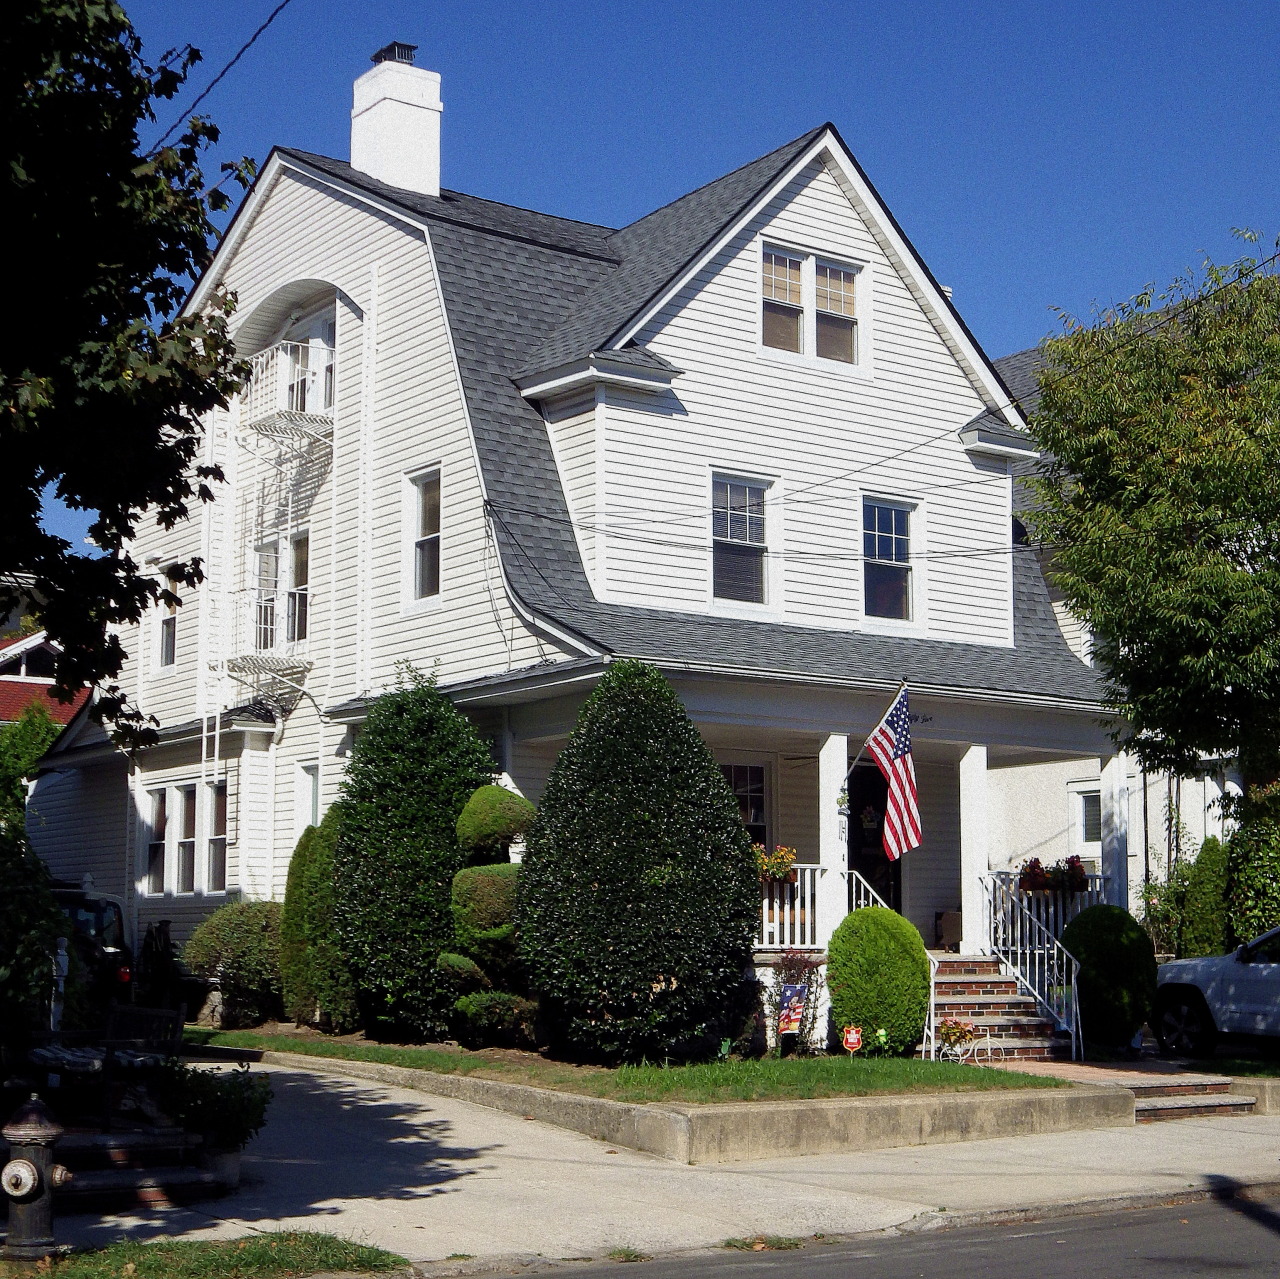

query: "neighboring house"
(0, 630), (90, 728)
(31, 45), (1141, 1006)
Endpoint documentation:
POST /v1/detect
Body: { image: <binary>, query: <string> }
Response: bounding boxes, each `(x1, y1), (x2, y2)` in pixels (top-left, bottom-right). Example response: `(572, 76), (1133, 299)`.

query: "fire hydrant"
(3, 1094), (72, 1266)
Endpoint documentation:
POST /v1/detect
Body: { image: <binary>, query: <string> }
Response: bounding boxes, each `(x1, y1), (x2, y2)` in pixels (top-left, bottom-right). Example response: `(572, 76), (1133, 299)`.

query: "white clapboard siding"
(27, 760), (130, 899)
(544, 392), (599, 586)
(595, 158), (1012, 646)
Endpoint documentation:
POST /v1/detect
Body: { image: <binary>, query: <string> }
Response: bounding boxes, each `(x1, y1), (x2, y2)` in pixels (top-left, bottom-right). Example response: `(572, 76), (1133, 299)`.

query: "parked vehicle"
(1156, 926), (1280, 1056)
(50, 883), (133, 1005)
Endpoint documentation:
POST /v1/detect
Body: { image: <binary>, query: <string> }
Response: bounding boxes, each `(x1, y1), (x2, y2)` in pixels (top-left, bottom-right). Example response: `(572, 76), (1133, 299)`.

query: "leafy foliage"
(151, 1061), (272, 1151)
(452, 862), (521, 985)
(517, 659), (759, 1062)
(456, 785), (536, 862)
(184, 901), (283, 1028)
(826, 907), (929, 1055)
(0, 701), (61, 834)
(1225, 813), (1280, 943)
(1139, 860), (1193, 956)
(306, 806), (360, 1033)
(1027, 249), (1280, 793)
(0, 830), (63, 1039)
(280, 826), (319, 1025)
(1181, 836), (1231, 956)
(435, 951), (490, 995)
(3, 2), (251, 743)
(332, 669), (493, 1039)
(453, 991), (538, 1050)
(1060, 904), (1157, 1047)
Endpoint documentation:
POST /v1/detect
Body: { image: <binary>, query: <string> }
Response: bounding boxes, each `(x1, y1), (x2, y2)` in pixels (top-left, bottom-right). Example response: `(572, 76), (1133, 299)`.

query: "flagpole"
(841, 681), (907, 788)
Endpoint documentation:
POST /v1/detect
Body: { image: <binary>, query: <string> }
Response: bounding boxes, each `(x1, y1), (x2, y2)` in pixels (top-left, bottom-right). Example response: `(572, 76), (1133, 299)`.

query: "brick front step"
(955, 1016), (1061, 1040)
(934, 959), (1003, 978)
(934, 982), (1022, 999)
(1135, 1093), (1256, 1122)
(1127, 1079), (1233, 1099)
(935, 996), (1042, 1017)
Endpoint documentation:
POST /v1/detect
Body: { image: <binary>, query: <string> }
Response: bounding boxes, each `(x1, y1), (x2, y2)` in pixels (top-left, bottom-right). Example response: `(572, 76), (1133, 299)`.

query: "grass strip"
(188, 1031), (1066, 1104)
(0, 1231), (404, 1279)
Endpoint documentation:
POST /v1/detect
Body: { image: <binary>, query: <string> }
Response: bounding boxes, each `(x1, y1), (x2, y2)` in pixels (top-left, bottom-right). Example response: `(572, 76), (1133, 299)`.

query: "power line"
(149, 0), (301, 154)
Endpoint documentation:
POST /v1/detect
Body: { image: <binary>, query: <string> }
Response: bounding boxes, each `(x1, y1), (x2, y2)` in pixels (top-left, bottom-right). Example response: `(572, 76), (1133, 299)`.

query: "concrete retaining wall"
(1230, 1078), (1280, 1115)
(246, 1050), (1134, 1164)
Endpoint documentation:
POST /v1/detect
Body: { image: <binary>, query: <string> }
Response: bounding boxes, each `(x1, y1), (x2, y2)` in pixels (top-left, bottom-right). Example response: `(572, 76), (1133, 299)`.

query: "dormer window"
(761, 245), (861, 365)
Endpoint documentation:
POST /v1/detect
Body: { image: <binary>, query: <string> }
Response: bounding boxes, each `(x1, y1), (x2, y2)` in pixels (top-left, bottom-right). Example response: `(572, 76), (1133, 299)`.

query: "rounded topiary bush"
(517, 659), (759, 1063)
(454, 991), (538, 1049)
(457, 786), (536, 863)
(1181, 836), (1230, 957)
(184, 901), (283, 1028)
(826, 907), (929, 1054)
(1060, 903), (1157, 1047)
(1225, 813), (1280, 946)
(453, 862), (520, 981)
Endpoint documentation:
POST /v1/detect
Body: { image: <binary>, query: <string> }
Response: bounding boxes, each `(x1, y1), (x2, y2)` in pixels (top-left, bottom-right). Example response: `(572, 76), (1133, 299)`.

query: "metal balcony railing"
(242, 341), (336, 432)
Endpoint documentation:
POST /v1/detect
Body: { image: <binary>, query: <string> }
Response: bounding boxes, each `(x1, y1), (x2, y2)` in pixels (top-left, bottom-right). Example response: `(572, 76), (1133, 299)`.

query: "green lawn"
(1209, 1057), (1280, 1078)
(0, 1232), (403, 1279)
(186, 1030), (1066, 1104)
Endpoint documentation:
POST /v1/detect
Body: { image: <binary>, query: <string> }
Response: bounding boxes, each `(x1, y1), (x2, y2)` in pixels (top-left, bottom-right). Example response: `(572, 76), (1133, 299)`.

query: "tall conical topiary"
(332, 669), (494, 1038)
(517, 659), (758, 1062)
(280, 824), (318, 1024)
(308, 805), (360, 1033)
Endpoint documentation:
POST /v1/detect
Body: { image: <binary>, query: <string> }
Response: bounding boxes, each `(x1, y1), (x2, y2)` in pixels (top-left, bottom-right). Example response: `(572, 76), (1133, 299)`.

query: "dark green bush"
(1181, 836), (1230, 957)
(307, 806), (360, 1033)
(436, 951), (490, 994)
(453, 862), (520, 983)
(826, 907), (929, 1055)
(184, 900), (283, 1028)
(0, 831), (62, 1040)
(517, 659), (759, 1062)
(280, 825), (318, 1024)
(1060, 903), (1157, 1047)
(1225, 813), (1280, 944)
(152, 1061), (272, 1150)
(454, 991), (538, 1050)
(456, 785), (536, 862)
(332, 669), (494, 1039)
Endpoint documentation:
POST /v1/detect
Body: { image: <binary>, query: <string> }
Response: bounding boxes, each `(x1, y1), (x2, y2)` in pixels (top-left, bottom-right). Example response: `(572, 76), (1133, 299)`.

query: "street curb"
(214, 1048), (1134, 1164)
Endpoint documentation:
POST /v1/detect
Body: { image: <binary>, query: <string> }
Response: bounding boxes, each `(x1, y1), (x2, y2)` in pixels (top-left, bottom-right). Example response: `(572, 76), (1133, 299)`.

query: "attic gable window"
(762, 250), (803, 353)
(815, 263), (857, 362)
(712, 477), (768, 604)
(761, 246), (861, 365)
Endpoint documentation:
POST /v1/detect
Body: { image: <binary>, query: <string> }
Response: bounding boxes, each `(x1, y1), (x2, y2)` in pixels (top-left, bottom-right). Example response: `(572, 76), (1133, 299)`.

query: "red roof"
(0, 682), (90, 726)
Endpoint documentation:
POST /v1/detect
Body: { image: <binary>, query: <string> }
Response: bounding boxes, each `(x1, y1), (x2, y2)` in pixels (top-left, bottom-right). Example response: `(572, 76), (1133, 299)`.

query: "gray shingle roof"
(276, 142), (1099, 707)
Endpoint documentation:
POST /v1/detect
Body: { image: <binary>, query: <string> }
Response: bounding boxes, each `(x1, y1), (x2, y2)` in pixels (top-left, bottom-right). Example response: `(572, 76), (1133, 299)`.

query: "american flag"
(864, 687), (921, 862)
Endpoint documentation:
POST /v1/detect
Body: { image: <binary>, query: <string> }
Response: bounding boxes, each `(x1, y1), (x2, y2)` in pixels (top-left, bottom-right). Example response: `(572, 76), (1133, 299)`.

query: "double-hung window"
(712, 477), (768, 604)
(146, 790), (167, 895)
(762, 245), (861, 365)
(287, 534), (310, 643)
(176, 785), (197, 894)
(207, 783), (228, 894)
(863, 499), (911, 620)
(721, 763), (768, 846)
(254, 544), (279, 650)
(158, 573), (179, 667)
(413, 471), (442, 600)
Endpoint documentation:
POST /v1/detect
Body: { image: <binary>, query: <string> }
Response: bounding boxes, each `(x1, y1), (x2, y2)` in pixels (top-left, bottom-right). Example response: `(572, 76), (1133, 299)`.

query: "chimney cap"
(371, 41), (417, 65)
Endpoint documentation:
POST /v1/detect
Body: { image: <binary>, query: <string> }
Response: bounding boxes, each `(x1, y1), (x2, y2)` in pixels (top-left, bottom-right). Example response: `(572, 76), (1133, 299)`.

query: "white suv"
(1156, 926), (1280, 1056)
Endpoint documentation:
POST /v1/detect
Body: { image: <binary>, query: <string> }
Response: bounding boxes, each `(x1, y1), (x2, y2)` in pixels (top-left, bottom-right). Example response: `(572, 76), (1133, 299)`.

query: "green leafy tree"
(0, 702), (61, 833)
(332, 670), (494, 1039)
(1224, 814), (1280, 943)
(1181, 835), (1230, 956)
(517, 660), (759, 1062)
(4, 2), (249, 743)
(0, 831), (63, 1040)
(1029, 249), (1280, 791)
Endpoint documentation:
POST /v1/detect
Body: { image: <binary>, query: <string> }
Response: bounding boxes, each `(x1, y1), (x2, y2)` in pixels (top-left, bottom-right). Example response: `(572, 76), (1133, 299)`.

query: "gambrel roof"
(255, 133), (1098, 706)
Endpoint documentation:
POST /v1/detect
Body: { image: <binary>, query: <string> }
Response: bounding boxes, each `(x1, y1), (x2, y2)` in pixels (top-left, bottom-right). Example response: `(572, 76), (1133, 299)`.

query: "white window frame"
(296, 762), (321, 839)
(144, 788), (167, 896)
(286, 530), (311, 646)
(757, 239), (872, 376)
(175, 784), (197, 896)
(157, 573), (180, 671)
(707, 469), (782, 618)
(141, 780), (233, 898)
(1068, 782), (1104, 869)
(206, 780), (229, 896)
(403, 465), (444, 612)
(717, 753), (777, 853)
(858, 492), (927, 635)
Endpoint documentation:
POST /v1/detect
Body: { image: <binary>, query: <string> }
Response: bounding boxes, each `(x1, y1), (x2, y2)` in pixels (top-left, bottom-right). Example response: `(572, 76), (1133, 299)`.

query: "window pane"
(24, 647), (56, 678)
(713, 541), (766, 603)
(292, 535), (309, 589)
(146, 791), (166, 894)
(207, 838), (226, 894)
(1081, 792), (1102, 844)
(721, 763), (768, 845)
(763, 301), (802, 352)
(816, 312), (855, 363)
(159, 616), (176, 667)
(147, 841), (165, 895)
(762, 251), (802, 305)
(180, 787), (196, 841)
(816, 263), (857, 316)
(211, 783), (227, 837)
(419, 474), (441, 538)
(416, 536), (440, 598)
(865, 562), (910, 619)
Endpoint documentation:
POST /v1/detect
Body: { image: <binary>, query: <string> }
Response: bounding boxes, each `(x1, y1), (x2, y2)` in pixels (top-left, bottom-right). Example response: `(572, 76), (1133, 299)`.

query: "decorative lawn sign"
(778, 983), (808, 1035)
(842, 1024), (862, 1054)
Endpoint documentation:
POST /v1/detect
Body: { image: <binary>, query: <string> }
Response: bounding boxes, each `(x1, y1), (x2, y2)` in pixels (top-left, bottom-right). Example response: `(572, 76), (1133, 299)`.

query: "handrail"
(988, 871), (1108, 941)
(982, 874), (1081, 1060)
(840, 867), (891, 913)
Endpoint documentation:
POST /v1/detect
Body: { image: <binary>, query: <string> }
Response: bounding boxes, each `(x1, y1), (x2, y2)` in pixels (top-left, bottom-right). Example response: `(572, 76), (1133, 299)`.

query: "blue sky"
(48, 0), (1280, 543)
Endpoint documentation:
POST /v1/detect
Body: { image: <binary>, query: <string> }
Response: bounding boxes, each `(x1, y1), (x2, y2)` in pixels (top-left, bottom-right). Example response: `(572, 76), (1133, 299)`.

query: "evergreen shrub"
(826, 907), (929, 1055)
(1181, 836), (1230, 957)
(280, 825), (318, 1024)
(0, 831), (62, 1040)
(184, 900), (283, 1028)
(1060, 904), (1157, 1047)
(454, 991), (537, 1049)
(517, 659), (759, 1062)
(332, 669), (493, 1039)
(435, 951), (490, 994)
(1225, 813), (1280, 945)
(452, 862), (520, 982)
(308, 806), (360, 1032)
(456, 785), (536, 862)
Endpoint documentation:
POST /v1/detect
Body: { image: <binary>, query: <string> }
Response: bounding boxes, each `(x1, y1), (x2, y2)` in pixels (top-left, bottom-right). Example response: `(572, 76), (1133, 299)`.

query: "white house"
(31, 43), (1191, 1052)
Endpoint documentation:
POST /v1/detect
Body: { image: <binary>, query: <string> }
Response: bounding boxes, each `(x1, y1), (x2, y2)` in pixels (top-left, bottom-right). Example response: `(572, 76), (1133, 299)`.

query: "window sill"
(757, 345), (872, 381)
(859, 614), (928, 639)
(400, 592), (445, 619)
(710, 597), (784, 623)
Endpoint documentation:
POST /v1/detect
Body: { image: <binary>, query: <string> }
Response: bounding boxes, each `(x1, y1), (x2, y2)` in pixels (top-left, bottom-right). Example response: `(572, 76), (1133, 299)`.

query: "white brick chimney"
(350, 42), (442, 197)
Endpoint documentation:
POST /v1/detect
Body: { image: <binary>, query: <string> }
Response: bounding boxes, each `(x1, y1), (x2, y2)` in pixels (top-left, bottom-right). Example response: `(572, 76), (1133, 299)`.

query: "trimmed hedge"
(454, 991), (537, 1050)
(1060, 904), (1157, 1047)
(452, 862), (520, 983)
(517, 659), (759, 1062)
(280, 826), (318, 1024)
(332, 670), (494, 1039)
(1181, 836), (1230, 957)
(456, 786), (536, 862)
(826, 907), (929, 1055)
(435, 951), (490, 995)
(1225, 813), (1280, 945)
(184, 901), (283, 1028)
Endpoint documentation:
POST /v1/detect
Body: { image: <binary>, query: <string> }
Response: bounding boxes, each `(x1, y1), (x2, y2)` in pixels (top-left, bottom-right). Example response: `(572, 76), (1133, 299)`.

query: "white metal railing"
(843, 866), (891, 913)
(757, 865), (822, 950)
(990, 871), (1108, 941)
(983, 874), (1082, 1059)
(243, 340), (336, 428)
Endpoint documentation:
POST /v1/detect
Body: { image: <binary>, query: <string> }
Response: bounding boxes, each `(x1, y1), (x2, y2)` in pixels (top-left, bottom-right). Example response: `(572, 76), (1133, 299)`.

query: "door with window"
(847, 764), (902, 911)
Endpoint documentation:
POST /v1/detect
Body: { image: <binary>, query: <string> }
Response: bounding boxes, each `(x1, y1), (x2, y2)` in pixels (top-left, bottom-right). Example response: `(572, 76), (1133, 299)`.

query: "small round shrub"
(454, 991), (538, 1049)
(826, 907), (929, 1055)
(1181, 836), (1229, 957)
(456, 786), (536, 862)
(184, 901), (283, 1028)
(1225, 813), (1280, 945)
(453, 862), (520, 980)
(280, 826), (318, 1024)
(1060, 904), (1157, 1048)
(436, 951), (491, 995)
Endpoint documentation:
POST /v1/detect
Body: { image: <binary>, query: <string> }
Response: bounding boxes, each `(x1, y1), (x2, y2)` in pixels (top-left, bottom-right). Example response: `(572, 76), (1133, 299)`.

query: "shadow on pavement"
(63, 1068), (497, 1246)
(1204, 1174), (1280, 1237)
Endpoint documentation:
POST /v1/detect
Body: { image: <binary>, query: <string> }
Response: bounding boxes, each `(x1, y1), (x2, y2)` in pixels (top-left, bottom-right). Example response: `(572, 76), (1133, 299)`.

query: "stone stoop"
(53, 1127), (228, 1209)
(1130, 1078), (1257, 1123)
(922, 955), (1070, 1063)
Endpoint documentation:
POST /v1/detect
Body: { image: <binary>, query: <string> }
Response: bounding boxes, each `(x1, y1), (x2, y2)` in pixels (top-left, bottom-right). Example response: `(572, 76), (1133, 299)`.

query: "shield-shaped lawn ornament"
(842, 1024), (863, 1054)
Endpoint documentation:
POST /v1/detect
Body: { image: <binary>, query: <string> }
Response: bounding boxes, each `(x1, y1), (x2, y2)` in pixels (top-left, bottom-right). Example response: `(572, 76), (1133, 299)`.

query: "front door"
(848, 763), (902, 911)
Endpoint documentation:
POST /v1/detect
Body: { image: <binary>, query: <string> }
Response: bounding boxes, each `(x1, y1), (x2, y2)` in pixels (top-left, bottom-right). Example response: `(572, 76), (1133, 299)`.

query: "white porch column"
(958, 743), (990, 956)
(1101, 753), (1130, 910)
(816, 733), (850, 951)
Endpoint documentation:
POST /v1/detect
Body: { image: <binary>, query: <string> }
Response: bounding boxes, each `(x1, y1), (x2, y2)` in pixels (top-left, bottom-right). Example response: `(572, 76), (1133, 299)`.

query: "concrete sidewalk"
(61, 1063), (1280, 1270)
